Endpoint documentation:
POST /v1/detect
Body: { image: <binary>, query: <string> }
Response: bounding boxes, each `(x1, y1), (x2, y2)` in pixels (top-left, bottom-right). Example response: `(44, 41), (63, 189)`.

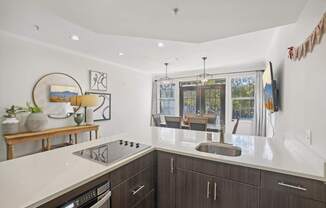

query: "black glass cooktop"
(73, 140), (150, 165)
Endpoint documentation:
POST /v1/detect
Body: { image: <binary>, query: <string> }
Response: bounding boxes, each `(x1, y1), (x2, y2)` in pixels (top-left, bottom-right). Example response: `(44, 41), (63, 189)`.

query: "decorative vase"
(74, 113), (84, 126)
(25, 112), (48, 132)
(85, 108), (94, 125)
(1, 117), (19, 135)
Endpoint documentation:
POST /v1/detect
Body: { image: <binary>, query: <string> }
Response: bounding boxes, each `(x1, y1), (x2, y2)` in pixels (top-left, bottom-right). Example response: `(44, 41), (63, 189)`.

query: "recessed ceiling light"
(71, 35), (80, 41)
(119, 52), (124, 56)
(158, 42), (165, 48)
(33, 25), (40, 31)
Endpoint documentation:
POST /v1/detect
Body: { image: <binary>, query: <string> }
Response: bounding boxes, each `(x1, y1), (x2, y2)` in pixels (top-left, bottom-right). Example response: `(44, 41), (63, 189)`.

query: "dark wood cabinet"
(189, 171), (259, 208)
(134, 190), (155, 208)
(260, 188), (325, 208)
(191, 171), (214, 208)
(111, 167), (154, 208)
(212, 176), (259, 208)
(110, 152), (154, 188)
(175, 168), (194, 208)
(157, 151), (176, 208)
(260, 171), (326, 208)
(38, 150), (326, 208)
(173, 152), (259, 208)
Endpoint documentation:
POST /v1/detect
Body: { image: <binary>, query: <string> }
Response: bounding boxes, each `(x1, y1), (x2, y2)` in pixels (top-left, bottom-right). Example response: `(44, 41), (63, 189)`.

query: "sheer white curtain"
(254, 71), (266, 136)
(150, 80), (158, 126)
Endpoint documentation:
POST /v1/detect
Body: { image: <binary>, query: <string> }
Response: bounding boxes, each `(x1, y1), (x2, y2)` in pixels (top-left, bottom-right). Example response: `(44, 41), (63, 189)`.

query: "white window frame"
(157, 82), (178, 116)
(228, 72), (256, 122)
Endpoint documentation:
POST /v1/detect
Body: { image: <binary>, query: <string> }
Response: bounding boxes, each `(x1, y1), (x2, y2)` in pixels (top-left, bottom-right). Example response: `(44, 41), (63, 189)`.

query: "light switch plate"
(305, 129), (312, 145)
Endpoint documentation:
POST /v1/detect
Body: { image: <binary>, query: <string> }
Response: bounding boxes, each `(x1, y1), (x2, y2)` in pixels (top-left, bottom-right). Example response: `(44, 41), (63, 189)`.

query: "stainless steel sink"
(195, 142), (242, 157)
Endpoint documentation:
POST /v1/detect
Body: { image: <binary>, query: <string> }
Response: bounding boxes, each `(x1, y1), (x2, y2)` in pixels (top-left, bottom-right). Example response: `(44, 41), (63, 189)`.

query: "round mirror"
(32, 73), (83, 119)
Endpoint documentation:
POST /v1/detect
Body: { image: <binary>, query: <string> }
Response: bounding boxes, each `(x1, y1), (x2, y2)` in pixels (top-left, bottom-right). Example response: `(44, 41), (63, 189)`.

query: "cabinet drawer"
(126, 167), (154, 206)
(110, 152), (154, 188)
(134, 190), (155, 208)
(261, 171), (325, 202)
(112, 167), (154, 208)
(261, 188), (325, 208)
(192, 157), (260, 186)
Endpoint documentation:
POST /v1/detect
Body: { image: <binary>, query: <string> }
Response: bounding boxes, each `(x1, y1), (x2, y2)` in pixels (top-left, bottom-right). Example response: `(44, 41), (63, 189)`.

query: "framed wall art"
(89, 70), (108, 91)
(32, 72), (83, 119)
(85, 92), (111, 121)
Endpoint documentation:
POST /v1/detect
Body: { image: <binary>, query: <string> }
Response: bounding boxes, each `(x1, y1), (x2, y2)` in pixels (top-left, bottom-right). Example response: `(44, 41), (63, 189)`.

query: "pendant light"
(161, 62), (172, 88)
(201, 56), (208, 85)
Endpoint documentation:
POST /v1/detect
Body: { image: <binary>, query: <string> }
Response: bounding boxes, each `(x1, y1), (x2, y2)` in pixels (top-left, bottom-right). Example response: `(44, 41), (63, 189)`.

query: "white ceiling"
(0, 0), (307, 74)
(38, 0), (306, 43)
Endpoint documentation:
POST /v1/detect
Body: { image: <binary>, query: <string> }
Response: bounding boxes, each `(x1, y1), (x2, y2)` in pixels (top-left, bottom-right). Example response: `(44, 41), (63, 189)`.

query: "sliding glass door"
(179, 79), (226, 126)
(156, 72), (259, 135)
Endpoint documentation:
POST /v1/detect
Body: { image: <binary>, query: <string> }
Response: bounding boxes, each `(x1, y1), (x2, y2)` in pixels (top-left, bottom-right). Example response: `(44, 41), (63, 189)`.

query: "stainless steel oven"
(59, 181), (111, 208)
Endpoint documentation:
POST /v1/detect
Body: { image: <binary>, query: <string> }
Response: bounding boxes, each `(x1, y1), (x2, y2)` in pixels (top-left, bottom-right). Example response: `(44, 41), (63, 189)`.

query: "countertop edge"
(25, 148), (155, 208)
(26, 144), (326, 208)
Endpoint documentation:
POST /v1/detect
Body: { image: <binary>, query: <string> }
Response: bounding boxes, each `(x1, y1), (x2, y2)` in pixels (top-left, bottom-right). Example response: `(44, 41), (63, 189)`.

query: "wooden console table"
(4, 124), (99, 160)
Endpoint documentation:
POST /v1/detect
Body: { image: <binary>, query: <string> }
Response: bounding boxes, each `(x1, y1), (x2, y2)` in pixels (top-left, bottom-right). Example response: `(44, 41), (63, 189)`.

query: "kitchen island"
(0, 127), (325, 208)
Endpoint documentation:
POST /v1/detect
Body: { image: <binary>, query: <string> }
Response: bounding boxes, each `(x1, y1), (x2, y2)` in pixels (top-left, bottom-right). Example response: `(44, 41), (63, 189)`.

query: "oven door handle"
(90, 190), (111, 208)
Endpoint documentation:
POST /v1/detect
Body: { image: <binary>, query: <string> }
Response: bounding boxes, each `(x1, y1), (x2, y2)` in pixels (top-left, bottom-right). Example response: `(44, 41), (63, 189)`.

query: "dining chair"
(189, 117), (208, 131)
(165, 116), (182, 129)
(202, 113), (217, 124)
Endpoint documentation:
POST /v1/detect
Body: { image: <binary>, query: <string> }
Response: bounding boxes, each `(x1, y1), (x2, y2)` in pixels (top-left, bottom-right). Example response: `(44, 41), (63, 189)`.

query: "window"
(231, 76), (255, 120)
(204, 79), (225, 114)
(183, 90), (197, 114)
(159, 84), (176, 115)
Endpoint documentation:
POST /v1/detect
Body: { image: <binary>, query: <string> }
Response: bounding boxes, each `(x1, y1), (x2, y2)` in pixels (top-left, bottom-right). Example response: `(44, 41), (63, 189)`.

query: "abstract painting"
(49, 85), (78, 103)
(89, 70), (108, 91)
(85, 92), (111, 121)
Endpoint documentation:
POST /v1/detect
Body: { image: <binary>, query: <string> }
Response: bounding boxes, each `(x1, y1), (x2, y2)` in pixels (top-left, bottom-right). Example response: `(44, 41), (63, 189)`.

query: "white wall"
(266, 0), (326, 158)
(0, 31), (152, 161)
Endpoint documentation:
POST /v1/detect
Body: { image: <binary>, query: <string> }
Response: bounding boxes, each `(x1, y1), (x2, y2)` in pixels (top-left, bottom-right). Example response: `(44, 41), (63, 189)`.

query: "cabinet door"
(176, 169), (193, 208)
(111, 182), (126, 208)
(261, 188), (325, 208)
(157, 152), (176, 208)
(212, 177), (259, 208)
(192, 172), (213, 208)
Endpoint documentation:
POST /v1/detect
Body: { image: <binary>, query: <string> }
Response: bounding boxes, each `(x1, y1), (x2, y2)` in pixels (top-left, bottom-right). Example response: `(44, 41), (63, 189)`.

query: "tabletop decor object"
(70, 95), (99, 125)
(73, 113), (84, 126)
(85, 92), (111, 121)
(32, 72), (83, 119)
(2, 105), (27, 135)
(89, 70), (108, 91)
(25, 103), (48, 132)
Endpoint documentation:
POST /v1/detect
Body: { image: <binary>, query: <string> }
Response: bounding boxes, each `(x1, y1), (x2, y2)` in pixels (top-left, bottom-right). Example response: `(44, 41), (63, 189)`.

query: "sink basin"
(195, 142), (242, 157)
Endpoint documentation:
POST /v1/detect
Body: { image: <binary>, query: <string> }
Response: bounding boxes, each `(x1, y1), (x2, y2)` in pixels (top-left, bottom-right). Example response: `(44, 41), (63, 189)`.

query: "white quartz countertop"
(0, 127), (325, 208)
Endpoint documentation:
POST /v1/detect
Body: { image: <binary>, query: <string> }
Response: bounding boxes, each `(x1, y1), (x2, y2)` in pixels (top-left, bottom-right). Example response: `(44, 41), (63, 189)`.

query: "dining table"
(160, 122), (220, 132)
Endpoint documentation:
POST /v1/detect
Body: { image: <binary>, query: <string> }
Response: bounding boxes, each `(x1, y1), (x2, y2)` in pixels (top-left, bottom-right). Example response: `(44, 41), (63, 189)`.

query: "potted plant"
(2, 105), (26, 134)
(25, 103), (48, 132)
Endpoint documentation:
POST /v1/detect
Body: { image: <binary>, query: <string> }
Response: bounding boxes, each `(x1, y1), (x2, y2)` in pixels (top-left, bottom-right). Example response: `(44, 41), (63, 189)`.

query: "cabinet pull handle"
(214, 182), (217, 200)
(170, 158), (174, 174)
(278, 182), (307, 191)
(132, 185), (145, 195)
(206, 181), (210, 199)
